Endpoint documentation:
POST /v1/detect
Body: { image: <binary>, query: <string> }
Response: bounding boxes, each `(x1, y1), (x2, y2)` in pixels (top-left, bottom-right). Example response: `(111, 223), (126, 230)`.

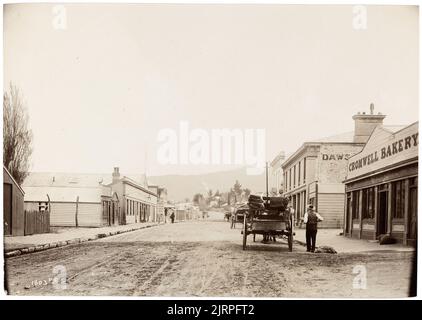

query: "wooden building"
(344, 122), (418, 246)
(270, 151), (285, 195)
(281, 137), (364, 228)
(23, 173), (118, 227)
(3, 166), (25, 236)
(22, 168), (160, 227)
(105, 167), (158, 225)
(148, 185), (168, 222)
(278, 105), (390, 228)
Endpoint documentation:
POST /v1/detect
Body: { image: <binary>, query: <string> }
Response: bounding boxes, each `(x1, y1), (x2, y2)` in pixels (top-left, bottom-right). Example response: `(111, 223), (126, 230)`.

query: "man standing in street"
(303, 205), (324, 252)
(164, 207), (168, 223)
(170, 210), (175, 224)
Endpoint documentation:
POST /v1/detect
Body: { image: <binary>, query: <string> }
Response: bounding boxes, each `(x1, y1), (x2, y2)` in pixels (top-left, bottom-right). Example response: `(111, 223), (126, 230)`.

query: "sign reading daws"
(321, 154), (351, 161)
(347, 123), (418, 179)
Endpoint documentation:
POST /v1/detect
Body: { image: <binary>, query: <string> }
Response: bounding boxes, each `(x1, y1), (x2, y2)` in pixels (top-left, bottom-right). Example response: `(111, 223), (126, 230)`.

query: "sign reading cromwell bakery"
(347, 122), (419, 179)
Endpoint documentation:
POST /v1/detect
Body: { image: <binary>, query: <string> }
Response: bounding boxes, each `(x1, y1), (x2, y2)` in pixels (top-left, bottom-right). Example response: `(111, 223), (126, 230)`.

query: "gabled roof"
(22, 172), (112, 202)
(379, 125), (407, 134)
(345, 122), (418, 181)
(22, 172), (156, 201)
(282, 125), (409, 168)
(310, 131), (355, 143)
(23, 172), (110, 187)
(282, 131), (361, 168)
(3, 166), (25, 195)
(110, 175), (158, 197)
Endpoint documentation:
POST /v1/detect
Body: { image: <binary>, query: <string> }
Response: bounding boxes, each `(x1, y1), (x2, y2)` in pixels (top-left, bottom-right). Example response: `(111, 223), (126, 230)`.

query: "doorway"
(346, 194), (352, 235)
(3, 183), (12, 235)
(408, 186), (417, 246)
(377, 191), (388, 237)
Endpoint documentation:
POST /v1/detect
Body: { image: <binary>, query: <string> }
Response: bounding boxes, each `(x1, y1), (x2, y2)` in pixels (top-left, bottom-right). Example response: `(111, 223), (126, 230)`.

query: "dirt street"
(5, 218), (414, 298)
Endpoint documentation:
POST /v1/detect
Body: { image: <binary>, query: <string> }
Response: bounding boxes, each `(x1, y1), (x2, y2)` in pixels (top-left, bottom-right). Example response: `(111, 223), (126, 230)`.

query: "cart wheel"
(288, 232), (293, 252)
(242, 215), (247, 250)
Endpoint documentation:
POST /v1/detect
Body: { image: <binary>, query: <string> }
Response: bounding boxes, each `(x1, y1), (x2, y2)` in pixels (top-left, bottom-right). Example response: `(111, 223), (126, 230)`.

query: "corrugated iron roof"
(23, 185), (110, 203)
(380, 125), (408, 134)
(310, 131), (355, 143)
(22, 172), (149, 203)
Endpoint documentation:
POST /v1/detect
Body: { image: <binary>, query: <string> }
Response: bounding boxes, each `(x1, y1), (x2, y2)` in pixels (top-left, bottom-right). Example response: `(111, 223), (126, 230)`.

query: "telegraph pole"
(266, 161), (269, 199)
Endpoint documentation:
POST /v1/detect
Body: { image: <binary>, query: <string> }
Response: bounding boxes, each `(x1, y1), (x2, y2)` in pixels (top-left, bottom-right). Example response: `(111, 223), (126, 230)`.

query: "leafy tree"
(243, 188), (251, 199)
(3, 84), (33, 185)
(233, 180), (242, 196)
(193, 193), (204, 205)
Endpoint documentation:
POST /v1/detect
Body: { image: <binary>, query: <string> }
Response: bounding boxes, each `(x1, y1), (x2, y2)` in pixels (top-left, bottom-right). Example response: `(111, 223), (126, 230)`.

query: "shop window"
(352, 191), (359, 219)
(379, 184), (388, 192)
(409, 177), (418, 187)
(393, 180), (405, 219)
(362, 187), (375, 219)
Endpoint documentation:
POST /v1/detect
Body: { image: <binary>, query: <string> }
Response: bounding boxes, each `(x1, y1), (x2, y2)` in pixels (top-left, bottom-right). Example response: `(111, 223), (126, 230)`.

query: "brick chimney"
(352, 103), (386, 143)
(112, 167), (120, 183)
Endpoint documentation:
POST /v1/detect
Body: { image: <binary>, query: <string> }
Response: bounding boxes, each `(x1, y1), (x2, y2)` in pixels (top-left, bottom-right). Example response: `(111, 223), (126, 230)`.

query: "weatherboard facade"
(344, 122), (418, 245)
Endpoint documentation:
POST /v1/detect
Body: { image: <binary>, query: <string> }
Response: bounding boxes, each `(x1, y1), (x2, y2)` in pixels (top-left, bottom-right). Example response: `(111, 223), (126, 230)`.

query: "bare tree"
(3, 84), (33, 185)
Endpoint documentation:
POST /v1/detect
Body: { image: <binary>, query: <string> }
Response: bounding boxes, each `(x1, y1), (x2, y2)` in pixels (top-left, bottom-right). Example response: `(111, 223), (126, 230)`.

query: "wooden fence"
(24, 210), (50, 235)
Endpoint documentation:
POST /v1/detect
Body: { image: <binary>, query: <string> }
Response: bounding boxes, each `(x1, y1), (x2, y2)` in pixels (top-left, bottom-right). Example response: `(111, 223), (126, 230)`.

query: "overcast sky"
(3, 4), (419, 176)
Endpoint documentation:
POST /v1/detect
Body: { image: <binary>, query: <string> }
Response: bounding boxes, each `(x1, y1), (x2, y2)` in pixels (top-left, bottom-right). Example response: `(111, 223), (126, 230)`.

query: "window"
(352, 191), (360, 219)
(393, 180), (405, 219)
(298, 161), (301, 186)
(362, 187), (375, 219)
(289, 169), (292, 190)
(379, 183), (388, 192)
(409, 177), (418, 187)
(293, 165), (296, 188)
(303, 158), (306, 184)
(38, 202), (48, 212)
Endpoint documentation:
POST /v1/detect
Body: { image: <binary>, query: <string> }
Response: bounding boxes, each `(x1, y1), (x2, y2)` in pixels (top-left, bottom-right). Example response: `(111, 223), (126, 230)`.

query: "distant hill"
(147, 168), (266, 202)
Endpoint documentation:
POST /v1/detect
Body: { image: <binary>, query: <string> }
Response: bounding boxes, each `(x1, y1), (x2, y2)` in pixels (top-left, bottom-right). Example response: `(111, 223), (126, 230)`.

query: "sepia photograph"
(1, 1), (419, 301)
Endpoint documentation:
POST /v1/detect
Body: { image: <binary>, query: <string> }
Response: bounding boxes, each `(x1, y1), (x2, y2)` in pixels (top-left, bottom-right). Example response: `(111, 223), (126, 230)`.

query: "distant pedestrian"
(170, 210), (175, 224)
(303, 205), (324, 252)
(164, 207), (168, 223)
(286, 199), (295, 224)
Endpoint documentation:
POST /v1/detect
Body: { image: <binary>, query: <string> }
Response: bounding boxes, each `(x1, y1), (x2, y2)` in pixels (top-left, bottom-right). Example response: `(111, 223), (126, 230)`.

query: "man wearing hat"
(303, 205), (324, 252)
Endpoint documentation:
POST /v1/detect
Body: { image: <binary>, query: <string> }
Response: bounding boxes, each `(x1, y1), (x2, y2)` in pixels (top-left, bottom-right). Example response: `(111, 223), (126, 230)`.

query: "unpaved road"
(5, 219), (414, 297)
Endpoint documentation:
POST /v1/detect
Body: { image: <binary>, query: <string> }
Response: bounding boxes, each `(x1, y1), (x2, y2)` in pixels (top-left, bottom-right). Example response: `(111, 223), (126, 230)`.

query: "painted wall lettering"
(348, 129), (418, 175)
(321, 154), (351, 161)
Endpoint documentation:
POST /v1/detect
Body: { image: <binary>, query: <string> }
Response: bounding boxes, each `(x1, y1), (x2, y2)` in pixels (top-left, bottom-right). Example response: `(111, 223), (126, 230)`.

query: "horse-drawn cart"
(242, 197), (294, 251)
